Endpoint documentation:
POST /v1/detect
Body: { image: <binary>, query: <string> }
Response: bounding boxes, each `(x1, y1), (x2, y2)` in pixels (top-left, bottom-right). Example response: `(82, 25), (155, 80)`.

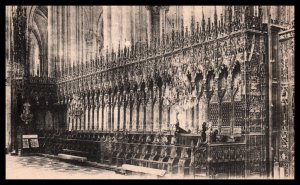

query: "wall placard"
(22, 135), (39, 148)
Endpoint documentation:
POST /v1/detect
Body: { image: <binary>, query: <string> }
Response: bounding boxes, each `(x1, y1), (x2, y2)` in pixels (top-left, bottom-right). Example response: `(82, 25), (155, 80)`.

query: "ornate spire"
(106, 45), (109, 65)
(181, 18), (184, 38)
(124, 39), (127, 58)
(118, 41), (121, 58)
(131, 35), (134, 57)
(202, 7), (205, 33)
(207, 18), (211, 33)
(162, 20), (165, 45)
(171, 20), (175, 42)
(191, 14), (195, 36)
(185, 26), (188, 38)
(214, 6), (218, 38)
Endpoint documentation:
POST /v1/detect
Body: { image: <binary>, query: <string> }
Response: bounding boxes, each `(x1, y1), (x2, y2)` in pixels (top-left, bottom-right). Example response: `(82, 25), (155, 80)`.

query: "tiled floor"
(5, 155), (159, 179)
(6, 154), (207, 179)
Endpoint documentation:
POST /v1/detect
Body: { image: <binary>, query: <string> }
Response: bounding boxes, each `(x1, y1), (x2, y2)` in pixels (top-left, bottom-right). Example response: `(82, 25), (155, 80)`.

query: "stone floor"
(5, 154), (166, 179)
(6, 154), (267, 179)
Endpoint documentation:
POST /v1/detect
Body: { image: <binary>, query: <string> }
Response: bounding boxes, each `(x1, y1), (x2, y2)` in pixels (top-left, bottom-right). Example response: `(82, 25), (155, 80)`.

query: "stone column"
(183, 6), (192, 32)
(103, 93), (109, 131)
(119, 98), (124, 131)
(89, 95), (94, 130)
(62, 6), (66, 75)
(195, 100), (199, 132)
(139, 101), (145, 131)
(98, 94), (103, 130)
(76, 6), (80, 66)
(111, 6), (123, 50)
(67, 100), (72, 131)
(135, 7), (141, 42)
(5, 6), (13, 152)
(161, 106), (169, 131)
(197, 99), (206, 130)
(111, 97), (114, 131)
(103, 6), (112, 51)
(131, 7), (136, 43)
(125, 93), (131, 131)
(170, 106), (177, 126)
(108, 94), (112, 131)
(160, 7), (168, 41)
(85, 96), (89, 130)
(57, 6), (62, 76)
(121, 7), (131, 46)
(94, 94), (98, 130)
(153, 87), (160, 132)
(113, 97), (119, 131)
(191, 106), (195, 131)
(79, 7), (84, 63)
(185, 109), (189, 131)
(70, 6), (76, 66)
(146, 7), (152, 45)
(131, 100), (137, 132)
(203, 97), (209, 122)
(48, 6), (52, 77)
(80, 96), (85, 130)
(145, 89), (152, 132)
(78, 95), (82, 130)
(66, 6), (71, 75)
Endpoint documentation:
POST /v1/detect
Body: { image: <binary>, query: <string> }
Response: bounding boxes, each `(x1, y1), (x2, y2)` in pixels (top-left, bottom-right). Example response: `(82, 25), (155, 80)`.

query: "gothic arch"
(27, 6), (48, 77)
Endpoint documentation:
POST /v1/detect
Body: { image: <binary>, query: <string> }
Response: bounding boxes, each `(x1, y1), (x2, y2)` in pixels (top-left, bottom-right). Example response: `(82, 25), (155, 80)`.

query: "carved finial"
(191, 14), (195, 36)
(202, 7), (206, 32)
(118, 41), (121, 58)
(181, 18), (184, 37)
(162, 21), (165, 45)
(185, 26), (188, 38)
(214, 6), (218, 37)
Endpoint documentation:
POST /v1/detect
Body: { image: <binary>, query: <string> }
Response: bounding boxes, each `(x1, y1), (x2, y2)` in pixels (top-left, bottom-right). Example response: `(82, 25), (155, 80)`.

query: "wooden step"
(62, 149), (88, 157)
(122, 164), (166, 177)
(58, 153), (87, 162)
(194, 173), (207, 178)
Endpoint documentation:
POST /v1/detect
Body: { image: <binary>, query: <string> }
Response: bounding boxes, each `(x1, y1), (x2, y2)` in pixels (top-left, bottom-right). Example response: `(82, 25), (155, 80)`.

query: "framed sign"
(220, 127), (231, 135)
(22, 135), (39, 148)
(233, 127), (242, 135)
(22, 139), (30, 148)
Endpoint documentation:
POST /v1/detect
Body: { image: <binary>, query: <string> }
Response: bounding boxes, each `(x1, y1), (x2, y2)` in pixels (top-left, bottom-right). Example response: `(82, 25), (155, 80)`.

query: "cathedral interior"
(5, 6), (294, 179)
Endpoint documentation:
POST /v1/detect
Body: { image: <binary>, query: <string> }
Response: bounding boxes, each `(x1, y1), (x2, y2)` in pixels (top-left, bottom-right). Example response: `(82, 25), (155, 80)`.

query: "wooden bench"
(122, 164), (166, 177)
(57, 153), (87, 162)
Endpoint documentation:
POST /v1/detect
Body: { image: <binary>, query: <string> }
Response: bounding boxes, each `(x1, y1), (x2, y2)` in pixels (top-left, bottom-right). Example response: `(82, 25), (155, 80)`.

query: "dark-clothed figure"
(201, 122), (207, 143)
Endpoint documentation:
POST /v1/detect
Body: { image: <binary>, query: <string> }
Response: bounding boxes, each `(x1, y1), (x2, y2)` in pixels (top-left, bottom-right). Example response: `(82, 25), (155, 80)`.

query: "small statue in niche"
(138, 135), (144, 143)
(146, 135), (152, 144)
(100, 134), (106, 141)
(153, 134), (161, 144)
(150, 146), (158, 157)
(131, 135), (137, 143)
(180, 148), (189, 159)
(207, 122), (213, 143)
(112, 134), (118, 143)
(161, 135), (169, 145)
(170, 136), (177, 145)
(104, 135), (111, 142)
(170, 146), (177, 158)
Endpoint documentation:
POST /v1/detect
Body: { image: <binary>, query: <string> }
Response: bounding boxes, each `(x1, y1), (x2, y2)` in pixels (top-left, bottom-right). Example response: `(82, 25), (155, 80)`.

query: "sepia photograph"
(5, 5), (294, 179)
